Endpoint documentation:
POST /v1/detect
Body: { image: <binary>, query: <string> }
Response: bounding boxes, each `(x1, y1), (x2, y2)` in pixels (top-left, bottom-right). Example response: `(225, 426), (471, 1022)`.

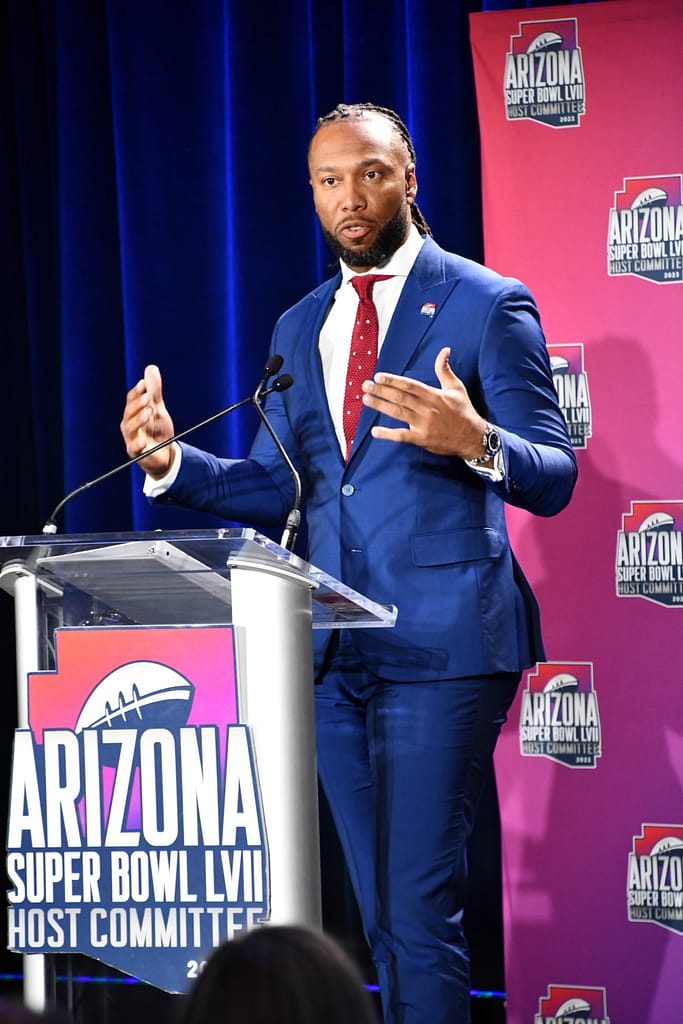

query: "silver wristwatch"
(468, 423), (501, 465)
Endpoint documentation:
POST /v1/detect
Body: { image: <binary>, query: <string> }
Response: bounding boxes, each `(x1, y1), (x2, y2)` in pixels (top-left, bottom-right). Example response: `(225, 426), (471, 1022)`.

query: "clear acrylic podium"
(0, 528), (396, 1007)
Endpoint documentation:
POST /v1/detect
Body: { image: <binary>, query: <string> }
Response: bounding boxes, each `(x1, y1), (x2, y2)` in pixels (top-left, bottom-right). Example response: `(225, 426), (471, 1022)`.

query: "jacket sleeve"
(152, 444), (293, 527)
(475, 281), (577, 517)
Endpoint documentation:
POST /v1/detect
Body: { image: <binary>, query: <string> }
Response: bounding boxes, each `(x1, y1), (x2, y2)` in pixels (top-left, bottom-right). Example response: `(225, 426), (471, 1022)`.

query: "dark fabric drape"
(0, 0), (599, 1001)
(2, 0), (596, 537)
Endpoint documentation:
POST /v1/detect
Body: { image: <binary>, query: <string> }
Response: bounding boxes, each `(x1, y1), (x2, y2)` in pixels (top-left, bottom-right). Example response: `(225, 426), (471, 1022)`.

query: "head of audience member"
(0, 1000), (69, 1024)
(180, 925), (378, 1024)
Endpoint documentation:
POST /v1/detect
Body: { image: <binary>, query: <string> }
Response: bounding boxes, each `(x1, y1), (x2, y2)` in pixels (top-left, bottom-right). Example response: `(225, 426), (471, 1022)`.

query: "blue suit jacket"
(159, 237), (577, 681)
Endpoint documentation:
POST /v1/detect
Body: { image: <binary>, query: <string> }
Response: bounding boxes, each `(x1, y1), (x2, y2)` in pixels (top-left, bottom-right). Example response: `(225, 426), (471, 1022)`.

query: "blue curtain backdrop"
(1, 0), (596, 539)
(0, 0), (597, 1005)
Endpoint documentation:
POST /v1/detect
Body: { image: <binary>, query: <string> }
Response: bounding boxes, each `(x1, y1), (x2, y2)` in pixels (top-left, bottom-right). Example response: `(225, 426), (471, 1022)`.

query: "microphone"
(256, 353), (284, 397)
(251, 372), (302, 552)
(42, 358), (292, 535)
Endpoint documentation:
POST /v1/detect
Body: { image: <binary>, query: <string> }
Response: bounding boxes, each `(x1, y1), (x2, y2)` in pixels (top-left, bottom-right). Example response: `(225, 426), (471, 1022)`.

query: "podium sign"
(0, 529), (395, 997)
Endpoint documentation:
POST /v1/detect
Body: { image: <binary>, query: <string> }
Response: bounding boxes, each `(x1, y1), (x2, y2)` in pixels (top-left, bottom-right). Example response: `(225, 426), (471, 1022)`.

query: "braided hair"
(311, 102), (432, 238)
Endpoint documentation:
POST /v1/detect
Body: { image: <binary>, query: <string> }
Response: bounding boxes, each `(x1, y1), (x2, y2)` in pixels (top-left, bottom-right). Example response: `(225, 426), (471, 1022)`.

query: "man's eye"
(365, 170), (379, 180)
(322, 177), (336, 186)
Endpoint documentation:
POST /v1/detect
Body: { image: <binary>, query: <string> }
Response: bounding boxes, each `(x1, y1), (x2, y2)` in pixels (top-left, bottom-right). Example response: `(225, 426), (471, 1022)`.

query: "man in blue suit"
(121, 103), (576, 1023)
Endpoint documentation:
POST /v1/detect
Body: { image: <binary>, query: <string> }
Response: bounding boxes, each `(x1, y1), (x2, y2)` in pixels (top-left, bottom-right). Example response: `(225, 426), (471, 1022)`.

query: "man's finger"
(144, 363), (164, 403)
(434, 347), (460, 390)
(371, 370), (429, 395)
(371, 425), (415, 445)
(362, 388), (419, 423)
(362, 374), (428, 408)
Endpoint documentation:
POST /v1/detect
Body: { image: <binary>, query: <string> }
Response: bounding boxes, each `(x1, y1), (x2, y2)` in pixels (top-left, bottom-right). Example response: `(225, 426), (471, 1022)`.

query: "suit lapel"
(298, 274), (339, 392)
(348, 238), (461, 463)
(301, 275), (344, 457)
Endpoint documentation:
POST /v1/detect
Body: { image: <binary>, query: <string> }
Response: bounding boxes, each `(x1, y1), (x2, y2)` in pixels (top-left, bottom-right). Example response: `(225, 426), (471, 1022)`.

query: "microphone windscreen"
(271, 374), (294, 392)
(264, 353), (284, 377)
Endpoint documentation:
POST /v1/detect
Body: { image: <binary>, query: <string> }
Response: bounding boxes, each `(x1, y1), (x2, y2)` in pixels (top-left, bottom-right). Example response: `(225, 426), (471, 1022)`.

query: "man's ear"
(405, 163), (417, 203)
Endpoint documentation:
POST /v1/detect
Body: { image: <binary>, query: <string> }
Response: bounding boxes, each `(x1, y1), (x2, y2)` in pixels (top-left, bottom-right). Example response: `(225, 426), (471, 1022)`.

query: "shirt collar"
(339, 224), (425, 285)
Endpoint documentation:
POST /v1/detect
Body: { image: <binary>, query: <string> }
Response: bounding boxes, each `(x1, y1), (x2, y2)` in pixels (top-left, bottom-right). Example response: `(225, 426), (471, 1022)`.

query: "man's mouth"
(338, 221), (373, 241)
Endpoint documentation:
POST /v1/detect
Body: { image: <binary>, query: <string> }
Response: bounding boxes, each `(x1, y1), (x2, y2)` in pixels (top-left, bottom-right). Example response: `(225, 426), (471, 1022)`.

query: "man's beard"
(323, 204), (410, 269)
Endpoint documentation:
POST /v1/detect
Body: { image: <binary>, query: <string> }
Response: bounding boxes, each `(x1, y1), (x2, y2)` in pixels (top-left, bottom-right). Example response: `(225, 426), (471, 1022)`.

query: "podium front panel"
(0, 530), (395, 998)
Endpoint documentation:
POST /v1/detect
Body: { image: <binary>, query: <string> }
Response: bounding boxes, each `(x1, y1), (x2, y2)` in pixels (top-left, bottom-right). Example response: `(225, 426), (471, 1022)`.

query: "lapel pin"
(420, 302), (436, 318)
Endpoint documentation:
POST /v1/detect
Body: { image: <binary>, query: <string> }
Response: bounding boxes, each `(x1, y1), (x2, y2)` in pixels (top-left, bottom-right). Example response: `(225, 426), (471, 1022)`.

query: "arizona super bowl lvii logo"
(504, 18), (585, 128)
(549, 344), (592, 450)
(628, 825), (683, 935)
(6, 626), (269, 992)
(615, 501), (683, 607)
(535, 985), (610, 1024)
(607, 174), (683, 284)
(519, 662), (601, 769)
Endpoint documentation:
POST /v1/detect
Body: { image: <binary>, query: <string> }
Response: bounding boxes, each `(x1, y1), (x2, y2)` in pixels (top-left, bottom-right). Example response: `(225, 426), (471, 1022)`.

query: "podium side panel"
(5, 570), (48, 1010)
(230, 566), (322, 928)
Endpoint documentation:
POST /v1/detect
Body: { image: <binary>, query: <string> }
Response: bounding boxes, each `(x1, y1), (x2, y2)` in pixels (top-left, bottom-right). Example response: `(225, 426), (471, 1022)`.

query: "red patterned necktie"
(343, 274), (392, 460)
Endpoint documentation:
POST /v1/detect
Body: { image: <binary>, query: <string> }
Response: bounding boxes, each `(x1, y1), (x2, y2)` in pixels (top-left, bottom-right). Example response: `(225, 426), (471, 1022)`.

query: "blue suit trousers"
(314, 633), (520, 1024)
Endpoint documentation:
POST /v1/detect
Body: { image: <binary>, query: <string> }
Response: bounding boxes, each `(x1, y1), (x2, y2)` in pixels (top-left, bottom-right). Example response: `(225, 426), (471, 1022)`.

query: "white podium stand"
(0, 528), (396, 1007)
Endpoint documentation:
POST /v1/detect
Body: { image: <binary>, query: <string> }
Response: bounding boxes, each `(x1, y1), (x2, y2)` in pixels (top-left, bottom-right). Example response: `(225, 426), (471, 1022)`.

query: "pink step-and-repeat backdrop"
(470, 2), (683, 1022)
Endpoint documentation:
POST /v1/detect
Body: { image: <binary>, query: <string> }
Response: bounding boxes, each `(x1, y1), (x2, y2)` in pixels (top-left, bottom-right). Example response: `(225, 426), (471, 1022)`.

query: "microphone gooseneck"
(251, 374), (301, 552)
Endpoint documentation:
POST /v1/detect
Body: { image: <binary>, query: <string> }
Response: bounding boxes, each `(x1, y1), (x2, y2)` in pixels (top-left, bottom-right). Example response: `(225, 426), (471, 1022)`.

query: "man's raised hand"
(361, 346), (487, 459)
(120, 364), (176, 478)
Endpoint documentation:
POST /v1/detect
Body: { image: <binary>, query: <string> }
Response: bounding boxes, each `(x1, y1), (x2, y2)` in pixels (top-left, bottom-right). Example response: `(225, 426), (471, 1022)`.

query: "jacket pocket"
(410, 527), (503, 567)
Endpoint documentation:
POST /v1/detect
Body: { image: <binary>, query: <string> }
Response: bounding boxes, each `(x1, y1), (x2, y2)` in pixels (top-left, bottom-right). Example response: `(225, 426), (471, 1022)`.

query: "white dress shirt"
(318, 226), (424, 453)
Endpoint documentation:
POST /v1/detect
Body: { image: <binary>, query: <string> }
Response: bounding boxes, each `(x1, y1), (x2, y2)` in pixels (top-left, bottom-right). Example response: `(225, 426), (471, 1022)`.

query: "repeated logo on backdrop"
(549, 344), (591, 449)
(628, 825), (683, 935)
(615, 501), (683, 607)
(504, 18), (585, 128)
(607, 175), (683, 284)
(535, 985), (610, 1024)
(473, 1), (683, 1019)
(519, 662), (601, 769)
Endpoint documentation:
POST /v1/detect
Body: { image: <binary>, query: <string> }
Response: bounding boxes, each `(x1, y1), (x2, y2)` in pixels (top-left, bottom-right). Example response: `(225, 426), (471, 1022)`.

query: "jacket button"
(341, 484), (355, 496)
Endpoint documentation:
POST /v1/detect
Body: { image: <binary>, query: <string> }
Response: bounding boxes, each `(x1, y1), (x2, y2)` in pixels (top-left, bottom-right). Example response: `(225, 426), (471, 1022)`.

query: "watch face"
(485, 428), (501, 455)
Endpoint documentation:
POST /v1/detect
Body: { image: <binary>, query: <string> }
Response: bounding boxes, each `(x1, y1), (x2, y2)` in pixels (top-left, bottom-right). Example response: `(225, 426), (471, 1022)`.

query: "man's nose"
(340, 182), (366, 210)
